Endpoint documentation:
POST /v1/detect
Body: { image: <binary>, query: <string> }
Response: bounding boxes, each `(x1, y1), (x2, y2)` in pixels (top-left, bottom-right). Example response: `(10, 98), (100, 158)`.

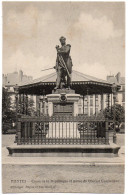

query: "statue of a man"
(54, 36), (73, 89)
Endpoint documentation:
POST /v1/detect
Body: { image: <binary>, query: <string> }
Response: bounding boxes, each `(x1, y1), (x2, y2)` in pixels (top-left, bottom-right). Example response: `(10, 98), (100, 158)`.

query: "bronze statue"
(54, 36), (73, 89)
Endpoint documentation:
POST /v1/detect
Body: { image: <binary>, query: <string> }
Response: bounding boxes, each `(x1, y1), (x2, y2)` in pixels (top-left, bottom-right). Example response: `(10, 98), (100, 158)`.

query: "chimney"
(115, 72), (121, 84)
(19, 70), (23, 82)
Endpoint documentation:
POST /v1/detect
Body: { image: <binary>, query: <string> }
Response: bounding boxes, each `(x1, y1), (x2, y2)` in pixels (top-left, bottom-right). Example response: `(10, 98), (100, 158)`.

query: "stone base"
(46, 93), (80, 116)
(7, 144), (120, 157)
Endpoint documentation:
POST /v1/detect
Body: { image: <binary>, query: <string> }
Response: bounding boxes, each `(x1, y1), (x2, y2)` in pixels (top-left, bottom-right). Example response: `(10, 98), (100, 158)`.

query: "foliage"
(2, 87), (16, 133)
(2, 87), (12, 122)
(2, 88), (35, 133)
(24, 97), (35, 116)
(15, 96), (36, 116)
(103, 104), (125, 126)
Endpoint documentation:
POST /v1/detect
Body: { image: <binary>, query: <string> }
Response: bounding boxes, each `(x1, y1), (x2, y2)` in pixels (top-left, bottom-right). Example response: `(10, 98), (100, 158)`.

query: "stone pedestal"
(46, 89), (80, 117)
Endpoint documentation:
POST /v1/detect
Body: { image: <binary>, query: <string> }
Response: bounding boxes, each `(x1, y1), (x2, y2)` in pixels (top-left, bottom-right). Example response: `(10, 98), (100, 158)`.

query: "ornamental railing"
(15, 115), (111, 145)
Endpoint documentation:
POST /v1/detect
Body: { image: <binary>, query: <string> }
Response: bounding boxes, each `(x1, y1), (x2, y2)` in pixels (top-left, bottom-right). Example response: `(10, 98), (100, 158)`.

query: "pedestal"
(46, 89), (80, 116)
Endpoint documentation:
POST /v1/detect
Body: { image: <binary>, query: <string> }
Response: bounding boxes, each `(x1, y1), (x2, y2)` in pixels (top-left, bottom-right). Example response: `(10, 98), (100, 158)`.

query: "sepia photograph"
(2, 1), (125, 193)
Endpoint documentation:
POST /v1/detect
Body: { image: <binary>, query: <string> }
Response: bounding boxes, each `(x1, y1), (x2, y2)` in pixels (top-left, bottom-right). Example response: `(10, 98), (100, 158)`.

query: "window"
(106, 94), (110, 102)
(90, 99), (93, 106)
(122, 102), (125, 108)
(85, 98), (88, 102)
(116, 94), (118, 102)
(85, 108), (88, 115)
(96, 108), (99, 114)
(122, 93), (125, 102)
(95, 95), (98, 98)
(79, 107), (82, 114)
(46, 106), (48, 115)
(95, 99), (99, 106)
(122, 85), (125, 91)
(90, 108), (93, 115)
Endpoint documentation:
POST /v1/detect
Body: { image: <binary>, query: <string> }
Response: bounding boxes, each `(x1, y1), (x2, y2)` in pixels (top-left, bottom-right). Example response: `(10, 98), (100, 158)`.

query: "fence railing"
(15, 115), (111, 145)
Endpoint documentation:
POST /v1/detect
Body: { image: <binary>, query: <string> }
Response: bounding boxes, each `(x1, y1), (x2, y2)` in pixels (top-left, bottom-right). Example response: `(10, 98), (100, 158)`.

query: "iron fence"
(15, 115), (111, 145)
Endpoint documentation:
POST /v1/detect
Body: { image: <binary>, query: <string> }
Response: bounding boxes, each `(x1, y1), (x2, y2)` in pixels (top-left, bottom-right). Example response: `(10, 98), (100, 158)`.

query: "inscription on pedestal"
(52, 88), (75, 94)
(53, 103), (73, 116)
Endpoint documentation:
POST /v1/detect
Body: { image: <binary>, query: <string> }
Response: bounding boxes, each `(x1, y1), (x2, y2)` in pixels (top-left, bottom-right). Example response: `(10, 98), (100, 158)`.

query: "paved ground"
(2, 134), (125, 193)
(2, 164), (124, 193)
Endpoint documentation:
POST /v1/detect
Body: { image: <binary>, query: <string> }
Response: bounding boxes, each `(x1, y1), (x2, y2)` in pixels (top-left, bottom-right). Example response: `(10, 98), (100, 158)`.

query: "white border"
(1, 1), (128, 195)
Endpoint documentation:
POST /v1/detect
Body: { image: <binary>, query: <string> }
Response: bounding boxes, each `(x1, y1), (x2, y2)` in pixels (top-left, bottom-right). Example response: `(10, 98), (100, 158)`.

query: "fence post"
(14, 85), (19, 144)
(17, 120), (21, 145)
(32, 122), (35, 137)
(105, 120), (109, 144)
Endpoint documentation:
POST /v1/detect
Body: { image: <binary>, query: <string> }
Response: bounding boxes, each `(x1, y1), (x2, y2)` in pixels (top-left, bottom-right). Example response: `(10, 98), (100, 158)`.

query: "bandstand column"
(40, 99), (43, 114)
(111, 93), (113, 115)
(23, 94), (25, 114)
(24, 122), (28, 139)
(42, 90), (46, 115)
(39, 101), (41, 116)
(14, 86), (18, 128)
(107, 94), (110, 111)
(25, 94), (28, 115)
(105, 120), (109, 144)
(87, 89), (89, 116)
(19, 94), (21, 114)
(95, 94), (97, 116)
(83, 95), (85, 114)
(14, 86), (21, 143)
(42, 96), (46, 115)
(101, 94), (104, 111)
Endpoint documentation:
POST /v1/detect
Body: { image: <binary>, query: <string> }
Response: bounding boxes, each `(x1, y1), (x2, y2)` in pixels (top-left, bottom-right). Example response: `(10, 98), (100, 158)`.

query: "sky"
(2, 2), (125, 80)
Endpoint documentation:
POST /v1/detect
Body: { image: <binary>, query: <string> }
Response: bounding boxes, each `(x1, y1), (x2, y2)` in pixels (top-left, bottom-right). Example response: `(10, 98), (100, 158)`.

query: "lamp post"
(39, 89), (46, 115)
(14, 85), (19, 143)
(14, 85), (19, 120)
(86, 88), (89, 116)
(112, 83), (117, 144)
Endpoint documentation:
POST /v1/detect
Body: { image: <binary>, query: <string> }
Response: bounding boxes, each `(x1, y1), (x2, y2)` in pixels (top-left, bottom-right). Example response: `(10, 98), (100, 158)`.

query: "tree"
(24, 97), (35, 116)
(2, 87), (12, 122)
(12, 96), (36, 116)
(2, 88), (36, 133)
(103, 104), (125, 129)
(2, 87), (15, 133)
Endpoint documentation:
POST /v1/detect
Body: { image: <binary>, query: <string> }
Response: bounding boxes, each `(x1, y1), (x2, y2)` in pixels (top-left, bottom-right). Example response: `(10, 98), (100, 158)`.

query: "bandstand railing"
(15, 115), (112, 145)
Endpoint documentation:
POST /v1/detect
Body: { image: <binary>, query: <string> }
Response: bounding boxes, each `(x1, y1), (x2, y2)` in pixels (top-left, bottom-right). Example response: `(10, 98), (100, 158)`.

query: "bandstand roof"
(18, 70), (120, 95)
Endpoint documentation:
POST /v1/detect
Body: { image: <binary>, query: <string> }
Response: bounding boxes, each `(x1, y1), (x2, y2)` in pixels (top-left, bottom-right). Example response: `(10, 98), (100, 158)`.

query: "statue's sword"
(56, 46), (70, 77)
(58, 54), (70, 77)
(41, 67), (54, 71)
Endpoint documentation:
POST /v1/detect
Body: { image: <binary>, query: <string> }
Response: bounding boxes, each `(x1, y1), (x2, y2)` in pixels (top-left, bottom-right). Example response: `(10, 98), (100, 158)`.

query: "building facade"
(107, 72), (125, 108)
(3, 70), (33, 88)
(77, 72), (125, 115)
(3, 70), (33, 108)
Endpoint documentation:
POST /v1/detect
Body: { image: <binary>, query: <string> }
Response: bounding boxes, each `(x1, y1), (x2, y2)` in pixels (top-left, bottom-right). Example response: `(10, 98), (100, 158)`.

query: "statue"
(54, 36), (73, 89)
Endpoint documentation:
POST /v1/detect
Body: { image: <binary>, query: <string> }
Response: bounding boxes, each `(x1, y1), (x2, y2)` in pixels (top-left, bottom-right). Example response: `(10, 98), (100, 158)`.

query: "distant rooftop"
(107, 72), (125, 85)
(3, 70), (33, 87)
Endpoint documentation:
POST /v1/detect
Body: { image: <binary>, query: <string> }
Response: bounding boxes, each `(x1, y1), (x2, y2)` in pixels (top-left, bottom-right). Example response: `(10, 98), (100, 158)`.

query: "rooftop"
(19, 70), (110, 87)
(18, 70), (120, 95)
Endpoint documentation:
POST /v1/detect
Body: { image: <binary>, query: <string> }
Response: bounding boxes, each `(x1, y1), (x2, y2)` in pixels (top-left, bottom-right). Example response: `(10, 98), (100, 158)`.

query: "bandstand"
(7, 70), (121, 157)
